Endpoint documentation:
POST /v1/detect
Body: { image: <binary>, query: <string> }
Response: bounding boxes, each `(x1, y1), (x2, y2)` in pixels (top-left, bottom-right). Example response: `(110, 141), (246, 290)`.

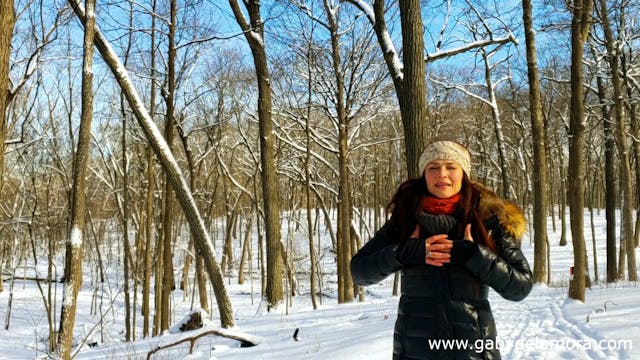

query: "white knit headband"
(418, 141), (471, 176)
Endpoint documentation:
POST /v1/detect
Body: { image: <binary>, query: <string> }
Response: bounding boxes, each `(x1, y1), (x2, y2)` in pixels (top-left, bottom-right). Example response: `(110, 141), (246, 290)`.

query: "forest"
(1, 0), (640, 358)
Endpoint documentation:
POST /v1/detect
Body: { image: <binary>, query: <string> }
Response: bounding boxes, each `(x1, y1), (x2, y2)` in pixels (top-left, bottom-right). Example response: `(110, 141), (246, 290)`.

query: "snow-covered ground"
(1, 208), (639, 359)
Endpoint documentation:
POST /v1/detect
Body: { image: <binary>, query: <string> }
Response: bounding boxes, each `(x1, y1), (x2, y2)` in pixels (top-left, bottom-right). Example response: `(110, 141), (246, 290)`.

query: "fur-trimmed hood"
(473, 182), (527, 240)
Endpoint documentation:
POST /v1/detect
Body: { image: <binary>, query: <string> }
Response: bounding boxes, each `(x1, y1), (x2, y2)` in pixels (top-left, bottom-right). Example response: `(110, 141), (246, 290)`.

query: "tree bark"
(323, 0), (354, 303)
(304, 27), (319, 309)
(522, 0), (548, 284)
(120, 2), (135, 339)
(399, 0), (429, 177)
(347, 0), (428, 177)
(622, 51), (640, 249)
(142, 148), (155, 337)
(121, 105), (132, 341)
(567, 0), (593, 302)
(57, 0), (95, 357)
(0, 0), (17, 295)
(228, 0), (284, 309)
(597, 0), (637, 281)
(238, 216), (253, 285)
(593, 57), (618, 282)
(157, 0), (179, 332)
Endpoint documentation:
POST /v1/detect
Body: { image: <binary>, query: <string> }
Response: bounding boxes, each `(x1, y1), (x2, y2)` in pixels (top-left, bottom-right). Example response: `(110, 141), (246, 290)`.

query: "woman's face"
(424, 160), (464, 199)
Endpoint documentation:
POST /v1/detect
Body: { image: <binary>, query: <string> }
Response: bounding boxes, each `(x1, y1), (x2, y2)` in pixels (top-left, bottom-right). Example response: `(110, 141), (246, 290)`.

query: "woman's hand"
(425, 234), (453, 267)
(450, 224), (478, 265)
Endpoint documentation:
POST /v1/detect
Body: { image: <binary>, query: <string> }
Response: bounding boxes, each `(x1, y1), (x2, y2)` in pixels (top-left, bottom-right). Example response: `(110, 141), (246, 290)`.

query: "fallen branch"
(146, 328), (261, 359)
(1, 275), (63, 283)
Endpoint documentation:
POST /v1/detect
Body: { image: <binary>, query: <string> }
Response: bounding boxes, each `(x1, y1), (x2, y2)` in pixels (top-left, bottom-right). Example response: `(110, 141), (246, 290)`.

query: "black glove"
(450, 240), (478, 265)
(393, 238), (426, 265)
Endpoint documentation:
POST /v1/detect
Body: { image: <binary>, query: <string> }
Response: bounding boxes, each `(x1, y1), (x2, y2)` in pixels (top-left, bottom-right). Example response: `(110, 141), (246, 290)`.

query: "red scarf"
(421, 193), (462, 215)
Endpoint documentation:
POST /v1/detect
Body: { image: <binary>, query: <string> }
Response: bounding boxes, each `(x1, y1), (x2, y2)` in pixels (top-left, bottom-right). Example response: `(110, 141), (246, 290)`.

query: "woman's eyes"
(428, 166), (458, 171)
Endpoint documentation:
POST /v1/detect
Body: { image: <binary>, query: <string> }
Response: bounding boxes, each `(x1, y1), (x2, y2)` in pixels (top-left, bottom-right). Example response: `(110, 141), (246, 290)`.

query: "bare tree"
(567, 0), (593, 302)
(0, 0), (62, 293)
(228, 0), (284, 309)
(324, 0), (355, 304)
(142, 0), (159, 337)
(0, 0), (15, 220)
(67, 0), (235, 328)
(289, 0), (356, 303)
(596, 0), (637, 281)
(0, 0), (15, 294)
(522, 0), (549, 283)
(590, 40), (618, 283)
(157, 0), (179, 333)
(57, 0), (96, 357)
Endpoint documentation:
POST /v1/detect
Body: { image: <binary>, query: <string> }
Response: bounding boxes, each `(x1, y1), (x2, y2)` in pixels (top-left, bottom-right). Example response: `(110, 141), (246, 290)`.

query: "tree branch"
(425, 34), (517, 63)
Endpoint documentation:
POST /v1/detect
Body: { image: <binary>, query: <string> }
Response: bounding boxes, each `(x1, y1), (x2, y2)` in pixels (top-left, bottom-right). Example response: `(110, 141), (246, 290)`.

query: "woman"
(351, 140), (533, 359)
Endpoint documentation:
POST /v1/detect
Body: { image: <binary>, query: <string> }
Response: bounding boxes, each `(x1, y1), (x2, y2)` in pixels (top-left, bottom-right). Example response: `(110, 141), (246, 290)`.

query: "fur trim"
(473, 183), (527, 240)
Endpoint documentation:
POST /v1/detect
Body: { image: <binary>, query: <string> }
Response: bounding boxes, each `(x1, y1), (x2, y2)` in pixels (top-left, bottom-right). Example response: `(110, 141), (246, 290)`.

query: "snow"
(348, 0), (376, 25)
(249, 31), (264, 48)
(1, 208), (639, 359)
(70, 226), (83, 247)
(380, 31), (403, 81)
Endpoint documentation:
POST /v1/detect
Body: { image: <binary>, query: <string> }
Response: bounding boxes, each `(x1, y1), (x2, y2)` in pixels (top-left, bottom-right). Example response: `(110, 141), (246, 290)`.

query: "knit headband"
(418, 141), (471, 176)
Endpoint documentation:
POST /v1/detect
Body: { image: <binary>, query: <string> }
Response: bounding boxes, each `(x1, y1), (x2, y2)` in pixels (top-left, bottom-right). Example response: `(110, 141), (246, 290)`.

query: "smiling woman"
(350, 140), (533, 360)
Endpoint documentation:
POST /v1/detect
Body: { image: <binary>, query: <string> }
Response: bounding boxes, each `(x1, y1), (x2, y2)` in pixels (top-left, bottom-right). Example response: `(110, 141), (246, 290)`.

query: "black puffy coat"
(350, 184), (533, 360)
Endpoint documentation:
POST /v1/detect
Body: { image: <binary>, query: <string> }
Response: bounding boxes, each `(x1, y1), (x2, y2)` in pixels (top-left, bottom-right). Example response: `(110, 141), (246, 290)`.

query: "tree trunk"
(551, 123), (568, 246)
(621, 49), (640, 248)
(57, 0), (95, 356)
(0, 0), (17, 295)
(324, 1), (353, 304)
(143, 0), (158, 338)
(222, 206), (238, 273)
(68, 0), (235, 328)
(121, 107), (132, 341)
(238, 216), (253, 285)
(157, 0), (179, 332)
(181, 237), (194, 293)
(399, 0), (429, 177)
(567, 0), (593, 302)
(597, 0), (637, 281)
(195, 249), (209, 313)
(590, 203), (599, 282)
(304, 32), (319, 310)
(229, 0), (284, 309)
(593, 57), (618, 282)
(522, 0), (548, 283)
(142, 149), (155, 338)
(120, 3), (135, 338)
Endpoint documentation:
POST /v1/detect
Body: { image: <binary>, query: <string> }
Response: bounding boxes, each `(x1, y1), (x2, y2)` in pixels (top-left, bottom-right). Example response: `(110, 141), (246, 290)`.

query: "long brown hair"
(386, 176), (427, 242)
(457, 174), (498, 253)
(386, 173), (498, 253)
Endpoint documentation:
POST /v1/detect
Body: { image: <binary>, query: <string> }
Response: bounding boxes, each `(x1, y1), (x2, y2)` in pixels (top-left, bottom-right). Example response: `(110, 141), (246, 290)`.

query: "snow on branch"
(345, 0), (403, 81)
(425, 34), (518, 63)
(345, 0), (376, 25)
(146, 326), (262, 360)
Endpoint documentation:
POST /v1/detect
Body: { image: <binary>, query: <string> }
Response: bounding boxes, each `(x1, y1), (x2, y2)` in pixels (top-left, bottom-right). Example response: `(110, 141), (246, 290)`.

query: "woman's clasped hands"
(410, 224), (474, 266)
